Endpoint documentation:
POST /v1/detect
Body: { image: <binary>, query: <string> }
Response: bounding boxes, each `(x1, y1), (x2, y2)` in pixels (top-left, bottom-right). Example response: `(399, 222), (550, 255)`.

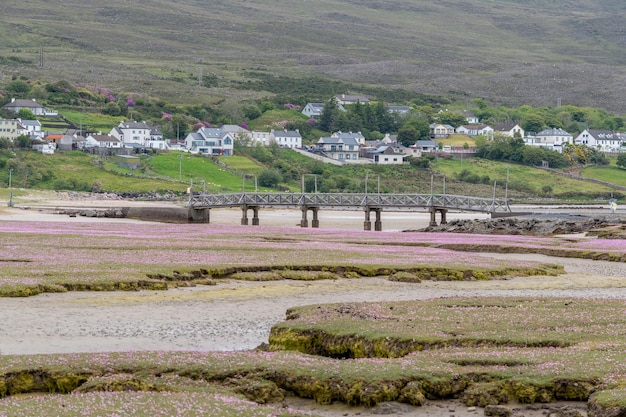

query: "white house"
(220, 124), (251, 140)
(412, 140), (439, 153)
(315, 137), (360, 161)
(335, 94), (370, 105)
(18, 119), (43, 139)
(33, 142), (55, 154)
(184, 127), (234, 155)
(574, 129), (625, 152)
(451, 110), (479, 124)
(331, 131), (366, 145)
(363, 145), (406, 165)
(302, 102), (346, 119)
(387, 106), (411, 115)
(3, 98), (58, 116)
(455, 125), (494, 136)
(531, 128), (573, 152)
(302, 103), (324, 119)
(85, 134), (123, 149)
(110, 121), (167, 149)
(493, 123), (524, 138)
(270, 129), (302, 149)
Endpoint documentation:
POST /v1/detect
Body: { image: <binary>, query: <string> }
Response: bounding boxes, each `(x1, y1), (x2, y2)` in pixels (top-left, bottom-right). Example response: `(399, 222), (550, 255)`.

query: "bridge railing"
(188, 192), (510, 213)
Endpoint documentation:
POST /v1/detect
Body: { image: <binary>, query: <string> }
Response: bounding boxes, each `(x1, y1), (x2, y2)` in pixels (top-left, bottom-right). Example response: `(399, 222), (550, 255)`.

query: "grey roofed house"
(302, 102), (346, 118)
(412, 140), (439, 152)
(331, 131), (366, 145)
(302, 103), (324, 118)
(3, 98), (58, 116)
(387, 105), (411, 114)
(335, 94), (370, 105)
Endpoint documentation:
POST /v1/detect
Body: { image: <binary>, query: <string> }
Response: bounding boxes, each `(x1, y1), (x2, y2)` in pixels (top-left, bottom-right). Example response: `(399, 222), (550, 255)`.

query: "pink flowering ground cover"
(0, 390), (316, 417)
(2, 221), (626, 411)
(0, 221), (566, 296)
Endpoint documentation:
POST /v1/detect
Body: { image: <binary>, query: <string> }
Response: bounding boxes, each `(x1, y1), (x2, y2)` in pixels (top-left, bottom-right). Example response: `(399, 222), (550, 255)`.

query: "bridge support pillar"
(300, 208), (308, 227)
(300, 207), (320, 228)
(188, 208), (210, 223)
(241, 205), (260, 226)
(364, 207), (382, 231)
(311, 207), (320, 228)
(429, 208), (448, 226)
(429, 209), (437, 226)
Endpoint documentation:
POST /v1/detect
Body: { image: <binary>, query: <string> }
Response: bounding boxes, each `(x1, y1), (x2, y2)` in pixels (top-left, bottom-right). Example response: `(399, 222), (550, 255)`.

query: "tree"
(242, 105), (262, 120)
(521, 146), (546, 166)
(616, 153), (626, 169)
(397, 126), (420, 147)
(5, 80), (31, 97)
(102, 102), (122, 116)
(522, 114), (545, 135)
(258, 169), (282, 187)
(17, 109), (35, 120)
(319, 98), (340, 132)
(437, 111), (467, 128)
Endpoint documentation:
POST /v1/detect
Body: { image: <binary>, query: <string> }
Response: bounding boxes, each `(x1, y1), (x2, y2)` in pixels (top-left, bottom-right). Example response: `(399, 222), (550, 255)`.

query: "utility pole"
(8, 169), (14, 207)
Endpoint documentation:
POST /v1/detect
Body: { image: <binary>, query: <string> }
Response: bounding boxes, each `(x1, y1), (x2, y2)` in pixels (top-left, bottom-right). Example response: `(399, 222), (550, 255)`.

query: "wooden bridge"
(187, 192), (511, 231)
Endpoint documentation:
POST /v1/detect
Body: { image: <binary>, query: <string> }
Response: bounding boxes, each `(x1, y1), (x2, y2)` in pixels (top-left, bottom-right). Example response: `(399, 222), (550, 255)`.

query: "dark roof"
(3, 99), (46, 108)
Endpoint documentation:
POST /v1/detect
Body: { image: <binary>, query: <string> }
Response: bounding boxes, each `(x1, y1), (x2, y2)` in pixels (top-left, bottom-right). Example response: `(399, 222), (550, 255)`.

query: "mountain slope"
(2, 0), (626, 112)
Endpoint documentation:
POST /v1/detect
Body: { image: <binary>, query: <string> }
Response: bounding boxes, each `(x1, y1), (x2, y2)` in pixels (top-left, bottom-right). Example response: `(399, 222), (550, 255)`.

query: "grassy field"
(580, 165), (626, 187)
(60, 109), (127, 132)
(431, 157), (619, 200)
(2, 151), (273, 194)
(3, 146), (623, 201)
(17, 151), (186, 193)
(435, 134), (476, 148)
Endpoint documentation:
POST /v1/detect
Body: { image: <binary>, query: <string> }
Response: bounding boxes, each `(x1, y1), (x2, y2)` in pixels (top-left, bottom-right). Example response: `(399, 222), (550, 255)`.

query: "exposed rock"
(227, 377), (285, 404)
(547, 405), (586, 417)
(416, 214), (616, 236)
(588, 389), (626, 417)
(370, 401), (411, 414)
(484, 404), (512, 416)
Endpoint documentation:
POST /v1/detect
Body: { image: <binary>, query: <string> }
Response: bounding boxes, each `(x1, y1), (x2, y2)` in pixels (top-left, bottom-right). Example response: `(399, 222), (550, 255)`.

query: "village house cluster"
(1, 96), (625, 166)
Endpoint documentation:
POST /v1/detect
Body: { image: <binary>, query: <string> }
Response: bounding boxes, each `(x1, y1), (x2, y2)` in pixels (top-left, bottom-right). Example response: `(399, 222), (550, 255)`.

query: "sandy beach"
(1, 193), (624, 416)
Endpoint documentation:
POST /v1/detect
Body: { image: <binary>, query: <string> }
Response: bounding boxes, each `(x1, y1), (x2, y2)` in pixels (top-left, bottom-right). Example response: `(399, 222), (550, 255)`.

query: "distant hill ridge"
(2, 0), (626, 112)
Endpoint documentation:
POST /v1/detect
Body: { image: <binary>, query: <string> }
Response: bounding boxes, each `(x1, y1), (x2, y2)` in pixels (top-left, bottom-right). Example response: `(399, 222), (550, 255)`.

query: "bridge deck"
(188, 192), (510, 213)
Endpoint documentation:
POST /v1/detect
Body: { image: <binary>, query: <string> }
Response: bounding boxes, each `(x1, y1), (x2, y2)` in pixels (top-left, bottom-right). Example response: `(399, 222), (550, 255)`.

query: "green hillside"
(0, 147), (623, 204)
(2, 1), (626, 112)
